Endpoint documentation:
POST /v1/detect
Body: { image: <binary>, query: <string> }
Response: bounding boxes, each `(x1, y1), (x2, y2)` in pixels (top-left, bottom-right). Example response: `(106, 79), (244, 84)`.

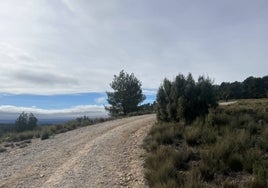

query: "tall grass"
(143, 99), (268, 187)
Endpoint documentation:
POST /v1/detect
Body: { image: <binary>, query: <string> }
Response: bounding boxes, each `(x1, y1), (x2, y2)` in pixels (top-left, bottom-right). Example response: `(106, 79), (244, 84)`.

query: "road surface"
(0, 114), (155, 188)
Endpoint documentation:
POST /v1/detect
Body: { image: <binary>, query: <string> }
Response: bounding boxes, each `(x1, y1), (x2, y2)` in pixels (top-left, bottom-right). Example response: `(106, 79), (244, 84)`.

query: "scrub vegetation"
(144, 97), (268, 187)
(0, 115), (112, 144)
(216, 75), (268, 100)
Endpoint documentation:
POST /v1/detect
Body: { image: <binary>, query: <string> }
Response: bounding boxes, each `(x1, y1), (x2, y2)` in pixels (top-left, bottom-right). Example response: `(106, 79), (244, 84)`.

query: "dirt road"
(0, 114), (155, 188)
(219, 101), (237, 106)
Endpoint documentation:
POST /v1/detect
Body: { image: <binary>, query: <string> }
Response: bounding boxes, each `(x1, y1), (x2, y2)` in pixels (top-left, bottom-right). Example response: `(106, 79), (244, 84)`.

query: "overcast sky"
(1, 0), (267, 95)
(0, 0), (267, 119)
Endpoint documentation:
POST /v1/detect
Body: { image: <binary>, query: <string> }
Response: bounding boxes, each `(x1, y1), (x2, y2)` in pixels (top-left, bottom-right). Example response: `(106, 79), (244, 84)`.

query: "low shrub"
(242, 148), (262, 173)
(185, 126), (202, 146)
(200, 126), (217, 145)
(144, 146), (185, 187)
(183, 169), (204, 188)
(253, 160), (268, 182)
(0, 147), (7, 153)
(17, 131), (35, 141)
(144, 123), (184, 152)
(245, 179), (267, 188)
(144, 145), (194, 187)
(144, 99), (268, 187)
(248, 122), (260, 135)
(41, 131), (50, 140)
(5, 131), (35, 142)
(258, 127), (268, 152)
(227, 154), (243, 172)
(185, 120), (217, 147)
(237, 114), (254, 126)
(263, 112), (268, 122)
(198, 161), (215, 182)
(207, 109), (230, 126)
(143, 138), (158, 152)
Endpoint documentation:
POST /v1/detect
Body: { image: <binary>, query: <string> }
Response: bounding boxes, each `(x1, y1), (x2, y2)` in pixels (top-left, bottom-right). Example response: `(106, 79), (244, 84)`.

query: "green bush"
(153, 179), (178, 188)
(253, 160), (268, 182)
(144, 99), (268, 187)
(202, 131), (217, 145)
(6, 131), (35, 142)
(245, 179), (267, 188)
(144, 123), (184, 151)
(263, 112), (268, 122)
(144, 146), (185, 187)
(155, 130), (174, 145)
(18, 131), (35, 141)
(183, 169), (205, 188)
(227, 154), (243, 172)
(0, 147), (7, 153)
(242, 148), (262, 173)
(185, 120), (217, 146)
(198, 161), (215, 181)
(248, 122), (260, 135)
(143, 137), (158, 152)
(185, 126), (202, 146)
(237, 114), (254, 126)
(258, 127), (268, 151)
(144, 145), (194, 187)
(41, 131), (50, 140)
(156, 73), (218, 123)
(207, 109), (230, 126)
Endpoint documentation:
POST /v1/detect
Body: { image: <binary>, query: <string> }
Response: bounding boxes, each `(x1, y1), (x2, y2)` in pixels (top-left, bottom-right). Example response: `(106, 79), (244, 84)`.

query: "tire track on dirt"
(0, 114), (155, 188)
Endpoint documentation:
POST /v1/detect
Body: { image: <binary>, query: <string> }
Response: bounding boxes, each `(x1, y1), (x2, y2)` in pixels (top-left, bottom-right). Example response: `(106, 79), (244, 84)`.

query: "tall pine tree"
(106, 70), (146, 116)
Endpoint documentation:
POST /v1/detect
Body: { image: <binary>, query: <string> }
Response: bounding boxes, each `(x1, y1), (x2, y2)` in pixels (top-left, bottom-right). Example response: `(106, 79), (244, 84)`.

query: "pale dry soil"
(0, 114), (155, 188)
(219, 101), (237, 106)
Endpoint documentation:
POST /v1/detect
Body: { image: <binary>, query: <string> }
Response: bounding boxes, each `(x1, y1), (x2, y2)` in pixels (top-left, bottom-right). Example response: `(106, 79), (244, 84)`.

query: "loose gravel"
(0, 114), (155, 188)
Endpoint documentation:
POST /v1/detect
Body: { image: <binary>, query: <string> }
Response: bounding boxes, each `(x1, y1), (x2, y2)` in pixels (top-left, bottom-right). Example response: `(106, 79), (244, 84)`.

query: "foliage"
(41, 130), (50, 140)
(15, 112), (38, 132)
(143, 99), (268, 187)
(4, 131), (35, 142)
(0, 147), (7, 153)
(138, 102), (156, 114)
(156, 73), (218, 123)
(217, 75), (268, 100)
(106, 70), (146, 116)
(0, 123), (15, 138)
(143, 122), (184, 152)
(144, 145), (192, 187)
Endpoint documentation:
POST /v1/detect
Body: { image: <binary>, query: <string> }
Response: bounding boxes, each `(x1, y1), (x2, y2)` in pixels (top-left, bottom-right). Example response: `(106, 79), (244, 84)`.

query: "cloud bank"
(0, 104), (108, 123)
(0, 0), (267, 95)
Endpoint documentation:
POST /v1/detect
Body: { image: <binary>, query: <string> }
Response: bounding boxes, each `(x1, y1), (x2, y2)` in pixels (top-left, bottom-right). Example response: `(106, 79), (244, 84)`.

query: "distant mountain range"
(0, 112), (109, 125)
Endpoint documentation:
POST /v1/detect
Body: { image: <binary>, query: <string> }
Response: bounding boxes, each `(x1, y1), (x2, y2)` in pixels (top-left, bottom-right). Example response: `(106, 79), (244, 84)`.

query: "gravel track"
(0, 114), (155, 188)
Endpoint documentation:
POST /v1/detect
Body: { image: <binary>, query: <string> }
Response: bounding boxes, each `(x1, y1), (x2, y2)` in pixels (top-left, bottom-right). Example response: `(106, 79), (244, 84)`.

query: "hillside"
(143, 99), (268, 187)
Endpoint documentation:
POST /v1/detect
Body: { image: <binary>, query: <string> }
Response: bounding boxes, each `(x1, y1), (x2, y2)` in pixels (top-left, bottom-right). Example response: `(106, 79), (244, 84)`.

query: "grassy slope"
(143, 98), (268, 188)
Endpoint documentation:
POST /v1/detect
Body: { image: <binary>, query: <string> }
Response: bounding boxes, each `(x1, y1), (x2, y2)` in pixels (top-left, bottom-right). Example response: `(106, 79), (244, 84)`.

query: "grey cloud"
(0, 105), (108, 123)
(0, 0), (267, 94)
(13, 71), (78, 86)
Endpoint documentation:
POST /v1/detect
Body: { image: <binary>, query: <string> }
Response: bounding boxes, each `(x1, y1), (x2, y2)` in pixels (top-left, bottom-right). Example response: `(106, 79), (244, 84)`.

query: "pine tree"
(106, 70), (145, 116)
(15, 112), (38, 132)
(156, 73), (218, 123)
